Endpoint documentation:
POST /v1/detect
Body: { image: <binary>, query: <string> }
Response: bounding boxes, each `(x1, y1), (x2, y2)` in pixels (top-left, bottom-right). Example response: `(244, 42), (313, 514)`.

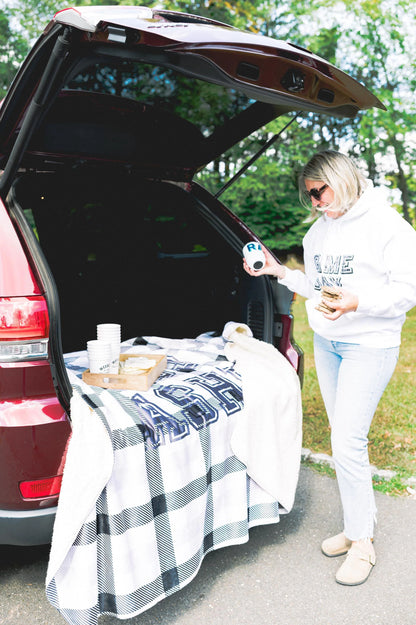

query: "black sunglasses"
(305, 183), (328, 201)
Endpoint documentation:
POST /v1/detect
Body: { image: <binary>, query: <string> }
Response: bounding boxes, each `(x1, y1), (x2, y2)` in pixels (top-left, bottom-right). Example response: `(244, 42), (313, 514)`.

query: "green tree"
(5, 0), (64, 44)
(0, 9), (29, 99)
(274, 0), (416, 225)
(157, 0), (269, 31)
(1, 0), (414, 248)
(342, 0), (416, 224)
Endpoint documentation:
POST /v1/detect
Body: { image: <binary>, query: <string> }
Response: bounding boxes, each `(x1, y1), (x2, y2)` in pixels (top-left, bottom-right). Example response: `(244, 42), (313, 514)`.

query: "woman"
(244, 150), (416, 586)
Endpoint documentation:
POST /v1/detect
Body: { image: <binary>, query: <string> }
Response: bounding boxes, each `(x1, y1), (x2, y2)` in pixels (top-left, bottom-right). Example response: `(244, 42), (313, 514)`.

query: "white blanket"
(46, 328), (301, 625)
(223, 322), (302, 512)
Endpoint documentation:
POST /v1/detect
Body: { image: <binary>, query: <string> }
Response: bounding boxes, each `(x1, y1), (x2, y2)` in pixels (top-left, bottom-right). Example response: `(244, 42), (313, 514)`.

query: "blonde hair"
(299, 150), (367, 221)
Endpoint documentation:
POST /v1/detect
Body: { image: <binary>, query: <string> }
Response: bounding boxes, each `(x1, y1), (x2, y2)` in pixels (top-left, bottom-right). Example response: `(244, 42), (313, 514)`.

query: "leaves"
(0, 10), (29, 98)
(1, 0), (415, 248)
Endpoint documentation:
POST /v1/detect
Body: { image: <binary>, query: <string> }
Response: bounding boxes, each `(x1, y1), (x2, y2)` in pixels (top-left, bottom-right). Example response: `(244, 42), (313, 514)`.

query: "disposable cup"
(87, 340), (113, 355)
(107, 346), (120, 374)
(96, 324), (121, 373)
(97, 323), (121, 340)
(87, 339), (112, 374)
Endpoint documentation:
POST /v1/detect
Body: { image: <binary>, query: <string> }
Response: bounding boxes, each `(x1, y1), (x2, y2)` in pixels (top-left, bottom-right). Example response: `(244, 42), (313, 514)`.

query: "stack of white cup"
(87, 340), (113, 374)
(96, 323), (121, 374)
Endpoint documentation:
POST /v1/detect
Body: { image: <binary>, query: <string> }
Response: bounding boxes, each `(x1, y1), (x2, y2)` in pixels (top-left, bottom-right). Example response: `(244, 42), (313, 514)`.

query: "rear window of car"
(64, 60), (253, 138)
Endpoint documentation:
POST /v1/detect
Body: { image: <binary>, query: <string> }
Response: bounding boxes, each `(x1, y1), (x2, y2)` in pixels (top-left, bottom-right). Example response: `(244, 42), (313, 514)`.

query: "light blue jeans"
(313, 333), (399, 541)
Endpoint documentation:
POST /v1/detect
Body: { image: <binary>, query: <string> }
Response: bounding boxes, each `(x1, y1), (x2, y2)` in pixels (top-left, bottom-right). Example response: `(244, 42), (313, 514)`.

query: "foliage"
(345, 0), (416, 224)
(5, 0), (62, 44)
(197, 116), (315, 254)
(0, 10), (29, 99)
(155, 0), (269, 31)
(65, 58), (246, 136)
(280, 0), (416, 225)
(1, 0), (415, 249)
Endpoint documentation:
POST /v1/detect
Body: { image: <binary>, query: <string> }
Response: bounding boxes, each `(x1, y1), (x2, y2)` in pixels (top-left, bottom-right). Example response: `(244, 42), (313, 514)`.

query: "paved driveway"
(1, 466), (415, 625)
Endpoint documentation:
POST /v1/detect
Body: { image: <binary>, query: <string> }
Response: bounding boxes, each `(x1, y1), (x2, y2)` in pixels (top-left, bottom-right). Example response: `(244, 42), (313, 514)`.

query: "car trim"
(8, 185), (72, 415)
(0, 506), (56, 546)
(53, 6), (153, 32)
(0, 338), (49, 362)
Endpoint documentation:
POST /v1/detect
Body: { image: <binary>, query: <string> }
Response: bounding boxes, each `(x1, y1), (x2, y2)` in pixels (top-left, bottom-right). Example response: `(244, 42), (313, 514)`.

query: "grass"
(290, 274), (416, 496)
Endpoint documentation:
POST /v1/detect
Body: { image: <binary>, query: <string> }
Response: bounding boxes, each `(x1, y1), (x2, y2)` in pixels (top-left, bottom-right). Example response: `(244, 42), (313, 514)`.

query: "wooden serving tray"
(82, 353), (167, 391)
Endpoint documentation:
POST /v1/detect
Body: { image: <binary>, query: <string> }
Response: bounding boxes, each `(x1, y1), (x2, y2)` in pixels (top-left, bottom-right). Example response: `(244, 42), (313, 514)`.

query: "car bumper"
(0, 505), (56, 546)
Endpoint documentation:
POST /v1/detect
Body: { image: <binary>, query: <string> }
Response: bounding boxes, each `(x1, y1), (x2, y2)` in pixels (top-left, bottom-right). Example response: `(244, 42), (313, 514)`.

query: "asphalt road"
(1, 466), (415, 625)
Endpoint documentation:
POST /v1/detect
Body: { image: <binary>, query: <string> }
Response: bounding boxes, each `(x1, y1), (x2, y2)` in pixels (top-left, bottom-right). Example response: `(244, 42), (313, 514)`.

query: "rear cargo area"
(11, 172), (268, 353)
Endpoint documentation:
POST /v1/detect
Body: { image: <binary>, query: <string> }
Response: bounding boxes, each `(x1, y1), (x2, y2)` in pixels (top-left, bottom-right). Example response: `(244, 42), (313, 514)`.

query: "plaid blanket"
(46, 333), (295, 625)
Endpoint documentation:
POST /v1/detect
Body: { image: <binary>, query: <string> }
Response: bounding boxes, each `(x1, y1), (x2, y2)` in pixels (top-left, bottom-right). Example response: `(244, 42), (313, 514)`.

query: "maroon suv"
(0, 6), (383, 545)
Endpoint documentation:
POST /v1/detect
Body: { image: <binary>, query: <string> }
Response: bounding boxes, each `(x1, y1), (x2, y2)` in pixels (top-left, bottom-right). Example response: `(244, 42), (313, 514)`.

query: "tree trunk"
(390, 134), (412, 224)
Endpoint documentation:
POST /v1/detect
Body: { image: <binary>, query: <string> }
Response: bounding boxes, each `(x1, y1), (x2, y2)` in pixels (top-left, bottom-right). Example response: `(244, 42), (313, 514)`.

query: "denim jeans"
(313, 333), (399, 541)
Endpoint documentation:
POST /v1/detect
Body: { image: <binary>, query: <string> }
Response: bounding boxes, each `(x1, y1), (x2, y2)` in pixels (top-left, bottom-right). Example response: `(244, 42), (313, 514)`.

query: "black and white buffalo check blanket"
(46, 329), (301, 625)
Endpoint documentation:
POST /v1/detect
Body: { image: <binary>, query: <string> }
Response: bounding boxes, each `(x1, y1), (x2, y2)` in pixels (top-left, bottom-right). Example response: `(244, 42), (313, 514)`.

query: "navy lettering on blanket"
(128, 369), (243, 447)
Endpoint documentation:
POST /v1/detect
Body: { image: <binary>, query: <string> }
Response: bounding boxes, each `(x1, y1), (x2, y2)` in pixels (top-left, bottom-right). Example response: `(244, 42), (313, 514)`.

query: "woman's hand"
(321, 288), (359, 320)
(242, 244), (286, 280)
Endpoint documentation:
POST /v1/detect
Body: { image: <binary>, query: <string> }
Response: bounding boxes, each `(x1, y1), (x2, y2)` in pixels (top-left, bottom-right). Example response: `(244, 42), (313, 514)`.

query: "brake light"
(19, 475), (63, 499)
(0, 296), (49, 340)
(0, 296), (49, 361)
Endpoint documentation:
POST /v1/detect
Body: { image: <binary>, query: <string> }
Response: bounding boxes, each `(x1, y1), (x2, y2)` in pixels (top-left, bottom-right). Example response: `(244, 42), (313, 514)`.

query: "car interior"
(10, 172), (273, 353)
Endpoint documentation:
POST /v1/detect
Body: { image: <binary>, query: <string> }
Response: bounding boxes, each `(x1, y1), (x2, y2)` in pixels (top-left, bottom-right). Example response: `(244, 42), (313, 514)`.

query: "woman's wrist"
(273, 265), (286, 280)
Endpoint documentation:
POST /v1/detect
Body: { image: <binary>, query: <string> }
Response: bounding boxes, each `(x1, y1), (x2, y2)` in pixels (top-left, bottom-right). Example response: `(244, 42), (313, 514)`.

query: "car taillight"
(19, 475), (63, 499)
(0, 296), (49, 362)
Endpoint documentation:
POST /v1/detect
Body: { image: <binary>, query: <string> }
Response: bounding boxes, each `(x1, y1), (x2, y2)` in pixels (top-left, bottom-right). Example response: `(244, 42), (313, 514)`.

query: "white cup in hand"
(243, 242), (266, 271)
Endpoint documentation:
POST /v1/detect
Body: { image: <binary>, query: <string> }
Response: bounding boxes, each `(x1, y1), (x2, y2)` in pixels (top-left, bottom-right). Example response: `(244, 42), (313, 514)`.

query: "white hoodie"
(279, 181), (416, 347)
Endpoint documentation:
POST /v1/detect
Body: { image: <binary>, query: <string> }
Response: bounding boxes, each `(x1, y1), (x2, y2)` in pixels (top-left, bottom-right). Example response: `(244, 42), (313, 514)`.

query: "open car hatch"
(51, 6), (384, 116)
(0, 5), (385, 194)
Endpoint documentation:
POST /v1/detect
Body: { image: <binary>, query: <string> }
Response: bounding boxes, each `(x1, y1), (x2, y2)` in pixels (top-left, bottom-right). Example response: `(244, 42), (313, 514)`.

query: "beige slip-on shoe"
(321, 532), (352, 557)
(335, 542), (376, 586)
